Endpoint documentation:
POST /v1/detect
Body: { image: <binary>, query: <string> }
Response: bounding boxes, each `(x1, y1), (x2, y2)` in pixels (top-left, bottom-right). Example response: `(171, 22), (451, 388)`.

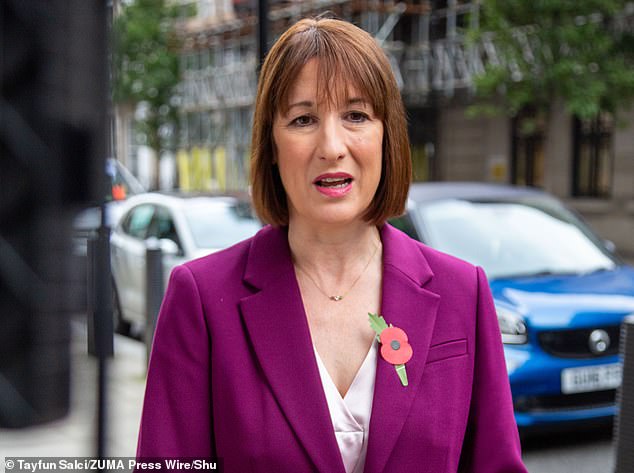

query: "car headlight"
(503, 349), (529, 375)
(496, 306), (528, 344)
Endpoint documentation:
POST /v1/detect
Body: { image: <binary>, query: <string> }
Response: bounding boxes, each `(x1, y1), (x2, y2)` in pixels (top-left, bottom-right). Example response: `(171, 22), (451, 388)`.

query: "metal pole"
(87, 227), (114, 362)
(95, 0), (115, 464)
(375, 3), (407, 46)
(145, 239), (164, 366)
(614, 314), (634, 473)
(257, 0), (269, 74)
(87, 237), (97, 356)
(95, 219), (114, 461)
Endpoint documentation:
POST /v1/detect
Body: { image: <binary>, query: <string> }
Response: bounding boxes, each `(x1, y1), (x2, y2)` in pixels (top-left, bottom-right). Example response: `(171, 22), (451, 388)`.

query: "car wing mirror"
(145, 236), (184, 257)
(158, 238), (183, 257)
(603, 239), (616, 253)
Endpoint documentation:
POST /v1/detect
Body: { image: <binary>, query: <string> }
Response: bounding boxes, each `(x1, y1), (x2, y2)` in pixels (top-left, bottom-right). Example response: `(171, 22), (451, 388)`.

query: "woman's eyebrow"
(285, 97), (369, 113)
(287, 100), (313, 111)
(347, 97), (369, 106)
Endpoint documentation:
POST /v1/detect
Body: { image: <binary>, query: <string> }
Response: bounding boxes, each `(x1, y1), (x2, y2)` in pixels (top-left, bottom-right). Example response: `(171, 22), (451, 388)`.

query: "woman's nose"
(317, 118), (346, 161)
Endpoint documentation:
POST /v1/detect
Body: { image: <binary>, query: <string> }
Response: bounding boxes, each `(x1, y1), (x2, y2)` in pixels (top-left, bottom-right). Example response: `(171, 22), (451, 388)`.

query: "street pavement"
(0, 322), (618, 472)
(523, 427), (614, 473)
(0, 322), (146, 459)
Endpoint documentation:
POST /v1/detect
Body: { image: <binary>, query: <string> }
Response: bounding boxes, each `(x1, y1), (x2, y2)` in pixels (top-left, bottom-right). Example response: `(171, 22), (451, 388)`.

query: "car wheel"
(112, 281), (131, 336)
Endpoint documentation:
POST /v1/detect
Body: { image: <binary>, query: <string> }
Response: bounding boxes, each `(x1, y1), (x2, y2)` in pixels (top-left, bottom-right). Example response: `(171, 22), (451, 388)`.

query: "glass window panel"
(183, 200), (260, 249)
(573, 115), (613, 197)
(418, 199), (616, 279)
(124, 205), (155, 240)
(512, 109), (545, 188)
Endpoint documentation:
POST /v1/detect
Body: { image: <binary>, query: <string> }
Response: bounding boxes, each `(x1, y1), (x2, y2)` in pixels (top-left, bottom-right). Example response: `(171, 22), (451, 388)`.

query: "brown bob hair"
(250, 16), (411, 226)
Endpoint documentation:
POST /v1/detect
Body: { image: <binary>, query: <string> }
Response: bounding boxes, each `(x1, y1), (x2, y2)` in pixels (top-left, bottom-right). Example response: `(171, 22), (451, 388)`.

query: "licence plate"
(561, 363), (622, 394)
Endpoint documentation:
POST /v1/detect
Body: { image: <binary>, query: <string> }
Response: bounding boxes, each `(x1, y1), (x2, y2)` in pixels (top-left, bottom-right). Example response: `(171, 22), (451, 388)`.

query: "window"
(416, 198), (616, 279)
(122, 205), (155, 240)
(187, 112), (202, 146)
(511, 109), (545, 188)
(183, 201), (261, 249)
(572, 113), (614, 198)
(150, 206), (182, 250)
(411, 143), (436, 182)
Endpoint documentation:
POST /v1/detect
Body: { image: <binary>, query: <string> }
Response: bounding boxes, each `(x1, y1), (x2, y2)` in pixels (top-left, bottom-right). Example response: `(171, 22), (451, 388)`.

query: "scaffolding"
(173, 1), (464, 189)
(173, 0), (634, 190)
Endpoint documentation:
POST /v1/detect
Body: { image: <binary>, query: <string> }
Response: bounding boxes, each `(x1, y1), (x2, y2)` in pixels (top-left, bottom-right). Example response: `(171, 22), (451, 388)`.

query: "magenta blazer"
(137, 224), (527, 472)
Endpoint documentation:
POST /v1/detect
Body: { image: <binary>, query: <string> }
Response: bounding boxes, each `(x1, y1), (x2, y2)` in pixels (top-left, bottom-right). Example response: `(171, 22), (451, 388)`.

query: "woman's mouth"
(316, 177), (353, 188)
(313, 174), (353, 197)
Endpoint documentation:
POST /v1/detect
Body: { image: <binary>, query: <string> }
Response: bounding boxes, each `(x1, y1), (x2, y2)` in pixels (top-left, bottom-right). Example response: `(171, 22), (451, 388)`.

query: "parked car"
(72, 158), (146, 256)
(389, 182), (634, 432)
(110, 192), (262, 334)
(71, 159), (146, 313)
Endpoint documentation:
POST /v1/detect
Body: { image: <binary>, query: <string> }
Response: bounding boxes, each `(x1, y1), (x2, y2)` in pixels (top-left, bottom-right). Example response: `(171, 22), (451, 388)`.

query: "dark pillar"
(0, 0), (108, 428)
(258, 0), (269, 73)
(614, 315), (634, 473)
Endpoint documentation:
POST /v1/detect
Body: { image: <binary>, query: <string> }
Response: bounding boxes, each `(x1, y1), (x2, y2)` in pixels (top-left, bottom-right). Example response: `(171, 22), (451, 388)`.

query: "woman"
(137, 17), (527, 473)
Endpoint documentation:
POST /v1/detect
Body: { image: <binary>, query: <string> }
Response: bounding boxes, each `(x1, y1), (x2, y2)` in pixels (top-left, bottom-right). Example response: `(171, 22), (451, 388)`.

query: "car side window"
(149, 206), (182, 249)
(121, 204), (155, 240)
(390, 213), (420, 240)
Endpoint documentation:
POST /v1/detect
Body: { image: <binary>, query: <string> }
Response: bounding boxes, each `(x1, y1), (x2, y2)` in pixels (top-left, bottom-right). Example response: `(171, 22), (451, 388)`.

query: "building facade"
(129, 0), (634, 258)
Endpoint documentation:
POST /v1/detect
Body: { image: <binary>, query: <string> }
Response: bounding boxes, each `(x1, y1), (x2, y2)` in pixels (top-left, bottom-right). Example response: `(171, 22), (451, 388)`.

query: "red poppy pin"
(368, 313), (413, 386)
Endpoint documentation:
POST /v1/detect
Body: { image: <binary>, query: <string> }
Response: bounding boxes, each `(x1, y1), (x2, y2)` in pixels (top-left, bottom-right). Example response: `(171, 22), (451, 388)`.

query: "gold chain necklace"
(295, 242), (381, 302)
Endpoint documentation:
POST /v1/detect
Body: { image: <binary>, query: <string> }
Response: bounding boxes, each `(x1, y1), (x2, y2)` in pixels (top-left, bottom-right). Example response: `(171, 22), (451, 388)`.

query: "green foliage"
(112, 0), (181, 153)
(469, 0), (634, 119)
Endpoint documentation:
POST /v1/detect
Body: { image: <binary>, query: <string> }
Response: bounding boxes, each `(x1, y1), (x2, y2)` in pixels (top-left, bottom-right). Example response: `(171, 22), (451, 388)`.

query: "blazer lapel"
(239, 226), (346, 473)
(364, 224), (441, 473)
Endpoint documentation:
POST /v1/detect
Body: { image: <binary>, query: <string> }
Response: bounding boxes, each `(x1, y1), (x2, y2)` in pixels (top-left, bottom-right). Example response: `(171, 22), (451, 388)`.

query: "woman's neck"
(288, 218), (382, 286)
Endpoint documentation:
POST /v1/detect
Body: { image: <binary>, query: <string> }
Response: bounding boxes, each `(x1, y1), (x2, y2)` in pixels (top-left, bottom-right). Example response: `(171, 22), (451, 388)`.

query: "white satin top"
(313, 340), (378, 473)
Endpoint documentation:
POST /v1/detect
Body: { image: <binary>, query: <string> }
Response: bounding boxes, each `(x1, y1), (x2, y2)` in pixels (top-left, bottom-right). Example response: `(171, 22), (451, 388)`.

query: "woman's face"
(272, 59), (384, 228)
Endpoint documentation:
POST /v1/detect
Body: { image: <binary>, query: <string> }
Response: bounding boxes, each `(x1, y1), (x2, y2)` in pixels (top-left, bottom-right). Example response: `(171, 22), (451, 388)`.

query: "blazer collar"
(364, 224), (440, 473)
(240, 224), (440, 473)
(240, 226), (346, 472)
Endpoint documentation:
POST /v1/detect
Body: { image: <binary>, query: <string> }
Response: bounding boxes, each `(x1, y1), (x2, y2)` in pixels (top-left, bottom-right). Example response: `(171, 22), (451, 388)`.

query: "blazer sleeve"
(458, 266), (527, 473)
(136, 264), (215, 458)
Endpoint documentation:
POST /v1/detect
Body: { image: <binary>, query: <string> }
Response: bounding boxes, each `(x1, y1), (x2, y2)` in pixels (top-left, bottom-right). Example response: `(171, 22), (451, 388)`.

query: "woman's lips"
(313, 173), (353, 197)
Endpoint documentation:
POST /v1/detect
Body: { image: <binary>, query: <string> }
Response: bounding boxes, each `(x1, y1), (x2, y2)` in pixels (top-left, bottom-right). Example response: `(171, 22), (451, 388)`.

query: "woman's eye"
(290, 115), (314, 127)
(347, 111), (368, 123)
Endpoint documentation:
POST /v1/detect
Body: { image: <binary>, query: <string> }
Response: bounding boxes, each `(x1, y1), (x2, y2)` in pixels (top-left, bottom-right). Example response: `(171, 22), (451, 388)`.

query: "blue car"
(390, 182), (634, 431)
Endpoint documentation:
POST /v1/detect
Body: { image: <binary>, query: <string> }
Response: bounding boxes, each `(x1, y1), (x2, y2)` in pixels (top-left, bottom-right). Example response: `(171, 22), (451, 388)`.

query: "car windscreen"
(183, 201), (261, 249)
(417, 198), (618, 279)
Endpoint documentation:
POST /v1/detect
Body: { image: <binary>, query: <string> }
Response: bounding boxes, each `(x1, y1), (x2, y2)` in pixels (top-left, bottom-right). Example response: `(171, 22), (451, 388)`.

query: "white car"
(110, 192), (262, 333)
